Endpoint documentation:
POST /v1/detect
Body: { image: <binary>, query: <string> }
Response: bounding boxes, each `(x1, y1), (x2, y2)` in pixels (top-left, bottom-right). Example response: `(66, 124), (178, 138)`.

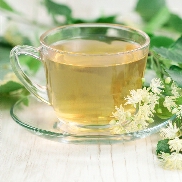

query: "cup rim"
(40, 23), (150, 56)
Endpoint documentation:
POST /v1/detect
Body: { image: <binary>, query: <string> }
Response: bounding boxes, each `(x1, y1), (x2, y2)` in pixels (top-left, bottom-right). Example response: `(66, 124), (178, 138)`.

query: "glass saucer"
(10, 95), (175, 144)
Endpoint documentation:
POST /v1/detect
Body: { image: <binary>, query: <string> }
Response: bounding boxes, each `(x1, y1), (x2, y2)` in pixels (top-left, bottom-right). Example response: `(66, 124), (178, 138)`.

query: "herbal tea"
(43, 39), (147, 125)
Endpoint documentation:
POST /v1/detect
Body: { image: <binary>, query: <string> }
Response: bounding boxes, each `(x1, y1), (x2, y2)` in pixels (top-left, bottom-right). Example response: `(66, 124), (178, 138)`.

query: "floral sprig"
(110, 78), (164, 134)
(158, 121), (182, 170)
(159, 152), (182, 170)
(109, 77), (182, 170)
(157, 78), (182, 170)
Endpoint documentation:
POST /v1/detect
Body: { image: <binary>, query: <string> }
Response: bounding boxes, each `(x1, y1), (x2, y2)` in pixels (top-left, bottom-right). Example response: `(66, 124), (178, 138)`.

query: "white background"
(2, 0), (182, 28)
(4, 0), (182, 19)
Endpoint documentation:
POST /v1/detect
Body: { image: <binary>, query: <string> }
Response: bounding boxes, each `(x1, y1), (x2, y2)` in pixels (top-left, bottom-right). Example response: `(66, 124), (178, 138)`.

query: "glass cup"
(10, 23), (150, 131)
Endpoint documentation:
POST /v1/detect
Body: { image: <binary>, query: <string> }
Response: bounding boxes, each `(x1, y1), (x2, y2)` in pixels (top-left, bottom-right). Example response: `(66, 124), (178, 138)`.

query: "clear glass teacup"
(10, 23), (150, 130)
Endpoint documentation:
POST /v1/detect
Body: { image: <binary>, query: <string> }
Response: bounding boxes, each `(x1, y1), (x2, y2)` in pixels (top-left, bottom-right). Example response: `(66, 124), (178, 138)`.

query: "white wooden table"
(1, 101), (182, 182)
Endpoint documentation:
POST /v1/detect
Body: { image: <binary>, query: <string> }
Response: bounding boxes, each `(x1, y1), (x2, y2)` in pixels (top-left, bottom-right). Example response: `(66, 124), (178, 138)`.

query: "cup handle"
(10, 45), (50, 105)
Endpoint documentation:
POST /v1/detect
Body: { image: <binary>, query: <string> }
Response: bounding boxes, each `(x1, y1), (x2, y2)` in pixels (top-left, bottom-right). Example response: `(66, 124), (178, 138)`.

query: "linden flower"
(171, 82), (181, 98)
(150, 78), (164, 94)
(163, 96), (177, 112)
(175, 105), (182, 119)
(141, 87), (152, 103)
(112, 105), (126, 122)
(147, 93), (160, 111)
(168, 137), (182, 153)
(160, 121), (180, 139)
(110, 78), (174, 134)
(111, 78), (162, 133)
(111, 105), (131, 125)
(125, 118), (149, 132)
(125, 89), (143, 107)
(136, 104), (154, 120)
(125, 87), (157, 107)
(124, 121), (140, 132)
(159, 152), (182, 170)
(110, 125), (126, 134)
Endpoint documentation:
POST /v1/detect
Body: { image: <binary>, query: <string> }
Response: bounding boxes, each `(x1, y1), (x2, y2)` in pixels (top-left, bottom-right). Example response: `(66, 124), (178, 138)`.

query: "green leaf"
(95, 15), (117, 23)
(0, 45), (12, 79)
(0, 37), (13, 49)
(171, 35), (182, 51)
(135, 0), (166, 21)
(153, 36), (182, 64)
(150, 36), (174, 48)
(153, 47), (182, 64)
(165, 66), (182, 88)
(22, 97), (29, 106)
(156, 139), (170, 155)
(0, 81), (24, 94)
(0, 0), (14, 12)
(144, 7), (170, 33)
(44, 0), (72, 21)
(71, 18), (87, 24)
(0, 45), (12, 62)
(71, 15), (117, 25)
(176, 97), (182, 105)
(19, 55), (41, 74)
(167, 14), (182, 33)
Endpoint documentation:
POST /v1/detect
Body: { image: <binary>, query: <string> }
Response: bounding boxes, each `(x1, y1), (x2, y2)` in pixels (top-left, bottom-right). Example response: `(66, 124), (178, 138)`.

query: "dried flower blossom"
(110, 125), (125, 134)
(109, 77), (182, 170)
(160, 121), (180, 139)
(150, 78), (164, 94)
(171, 82), (181, 98)
(124, 89), (143, 107)
(158, 119), (182, 170)
(159, 152), (182, 170)
(125, 87), (159, 108)
(175, 105), (182, 119)
(168, 137), (182, 153)
(111, 78), (162, 133)
(111, 105), (130, 125)
(163, 96), (177, 112)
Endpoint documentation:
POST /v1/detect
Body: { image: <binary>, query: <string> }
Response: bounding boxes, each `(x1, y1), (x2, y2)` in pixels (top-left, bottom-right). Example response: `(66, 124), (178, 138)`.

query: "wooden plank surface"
(1, 109), (182, 182)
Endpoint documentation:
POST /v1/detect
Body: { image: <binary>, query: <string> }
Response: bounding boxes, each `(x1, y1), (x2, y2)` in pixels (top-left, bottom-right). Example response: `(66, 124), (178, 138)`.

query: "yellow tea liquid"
(43, 39), (147, 125)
